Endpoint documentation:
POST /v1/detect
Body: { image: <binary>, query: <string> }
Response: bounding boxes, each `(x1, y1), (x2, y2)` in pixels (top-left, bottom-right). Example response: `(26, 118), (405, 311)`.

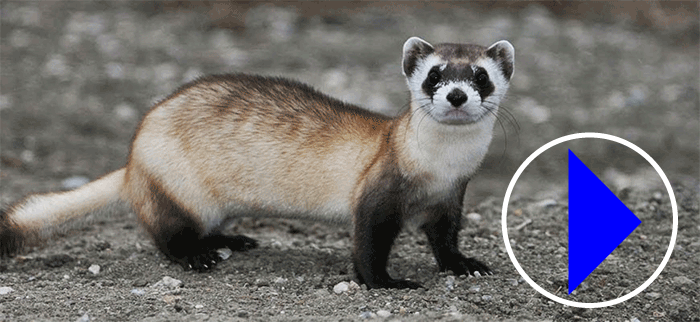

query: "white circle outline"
(501, 132), (678, 308)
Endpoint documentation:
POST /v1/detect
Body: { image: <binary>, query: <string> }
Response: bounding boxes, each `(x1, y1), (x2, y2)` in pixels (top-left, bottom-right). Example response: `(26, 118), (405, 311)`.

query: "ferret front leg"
(421, 204), (492, 277)
(352, 200), (421, 289)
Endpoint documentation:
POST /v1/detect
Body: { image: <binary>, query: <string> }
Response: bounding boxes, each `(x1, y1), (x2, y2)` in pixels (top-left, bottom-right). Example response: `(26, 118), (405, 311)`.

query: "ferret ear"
(402, 37), (434, 77)
(486, 40), (515, 80)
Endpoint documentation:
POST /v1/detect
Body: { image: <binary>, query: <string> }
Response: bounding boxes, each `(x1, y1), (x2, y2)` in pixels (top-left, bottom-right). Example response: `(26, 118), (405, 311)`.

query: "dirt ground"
(1, 2), (698, 321)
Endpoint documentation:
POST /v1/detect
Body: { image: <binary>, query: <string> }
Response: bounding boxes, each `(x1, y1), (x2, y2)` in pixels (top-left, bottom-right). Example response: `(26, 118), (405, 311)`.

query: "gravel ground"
(1, 2), (698, 321)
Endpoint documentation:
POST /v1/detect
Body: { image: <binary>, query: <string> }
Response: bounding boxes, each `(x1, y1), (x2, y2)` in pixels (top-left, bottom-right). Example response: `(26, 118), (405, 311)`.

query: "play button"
(568, 149), (641, 294)
(501, 133), (678, 308)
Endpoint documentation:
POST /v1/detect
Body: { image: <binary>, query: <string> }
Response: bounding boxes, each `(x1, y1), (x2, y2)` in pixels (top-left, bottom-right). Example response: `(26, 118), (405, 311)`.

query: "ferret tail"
(1, 168), (126, 257)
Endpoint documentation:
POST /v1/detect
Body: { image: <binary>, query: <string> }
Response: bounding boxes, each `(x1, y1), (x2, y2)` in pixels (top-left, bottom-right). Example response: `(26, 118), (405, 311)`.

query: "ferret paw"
(227, 235), (258, 251)
(443, 256), (493, 277)
(180, 249), (222, 272)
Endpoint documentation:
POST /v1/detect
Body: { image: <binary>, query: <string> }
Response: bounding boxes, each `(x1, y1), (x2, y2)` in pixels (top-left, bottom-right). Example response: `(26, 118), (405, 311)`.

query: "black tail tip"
(0, 209), (25, 258)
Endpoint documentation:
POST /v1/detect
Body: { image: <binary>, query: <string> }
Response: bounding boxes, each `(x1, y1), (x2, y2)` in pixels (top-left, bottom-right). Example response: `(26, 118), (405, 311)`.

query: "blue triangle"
(568, 149), (641, 294)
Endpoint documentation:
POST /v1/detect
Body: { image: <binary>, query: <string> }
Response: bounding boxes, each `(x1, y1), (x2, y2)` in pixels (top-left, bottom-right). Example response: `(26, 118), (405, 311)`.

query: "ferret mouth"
(431, 108), (486, 125)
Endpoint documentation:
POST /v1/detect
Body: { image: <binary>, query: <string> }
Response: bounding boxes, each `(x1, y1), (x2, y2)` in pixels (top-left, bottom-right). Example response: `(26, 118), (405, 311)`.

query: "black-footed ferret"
(1, 37), (514, 289)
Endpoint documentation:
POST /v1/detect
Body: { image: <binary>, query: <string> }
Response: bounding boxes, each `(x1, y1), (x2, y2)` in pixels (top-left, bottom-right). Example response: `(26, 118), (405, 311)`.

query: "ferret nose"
(446, 88), (467, 107)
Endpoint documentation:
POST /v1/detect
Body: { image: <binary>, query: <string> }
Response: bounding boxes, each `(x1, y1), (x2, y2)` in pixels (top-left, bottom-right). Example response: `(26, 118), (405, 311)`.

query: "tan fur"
(125, 75), (396, 232)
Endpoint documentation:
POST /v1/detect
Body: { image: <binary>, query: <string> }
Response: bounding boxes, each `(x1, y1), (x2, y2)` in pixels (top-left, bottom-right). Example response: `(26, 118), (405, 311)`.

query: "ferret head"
(402, 37), (514, 125)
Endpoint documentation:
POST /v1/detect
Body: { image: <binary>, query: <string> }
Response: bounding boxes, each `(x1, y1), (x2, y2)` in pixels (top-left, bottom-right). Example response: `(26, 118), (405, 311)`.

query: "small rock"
(630, 317), (641, 322)
(237, 311), (249, 318)
(466, 212), (481, 222)
(672, 276), (694, 285)
(376, 310), (391, 318)
(481, 295), (492, 301)
(75, 313), (90, 322)
(333, 281), (349, 294)
(195, 304), (204, 309)
(645, 292), (661, 300)
(274, 277), (287, 284)
(446, 275), (455, 291)
(348, 281), (361, 291)
(162, 294), (181, 304)
(62, 176), (90, 190)
(359, 311), (374, 319)
(132, 279), (148, 287)
(0, 287), (14, 295)
(194, 313), (209, 320)
(536, 199), (558, 208)
(153, 276), (182, 289)
(130, 289), (145, 296)
(88, 264), (100, 275)
(468, 285), (480, 293)
(651, 192), (664, 203)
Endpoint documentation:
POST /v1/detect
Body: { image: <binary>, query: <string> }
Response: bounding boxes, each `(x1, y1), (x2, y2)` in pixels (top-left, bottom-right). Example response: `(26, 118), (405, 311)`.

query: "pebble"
(348, 281), (361, 291)
(630, 318), (640, 322)
(130, 289), (145, 296)
(359, 311), (374, 319)
(62, 176), (90, 190)
(0, 287), (14, 295)
(466, 212), (482, 222)
(274, 277), (287, 284)
(88, 264), (100, 275)
(536, 199), (558, 208)
(376, 310), (391, 318)
(75, 313), (90, 322)
(445, 275), (455, 291)
(482, 295), (493, 301)
(672, 276), (694, 285)
(468, 285), (480, 293)
(644, 292), (661, 300)
(153, 276), (182, 289)
(195, 304), (204, 309)
(162, 294), (181, 304)
(333, 281), (349, 294)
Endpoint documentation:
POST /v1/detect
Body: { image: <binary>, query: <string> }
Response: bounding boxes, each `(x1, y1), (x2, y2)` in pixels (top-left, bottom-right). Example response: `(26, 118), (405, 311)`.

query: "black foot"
(165, 234), (259, 272)
(356, 270), (423, 289)
(442, 255), (492, 277)
(222, 235), (258, 251)
(170, 248), (222, 272)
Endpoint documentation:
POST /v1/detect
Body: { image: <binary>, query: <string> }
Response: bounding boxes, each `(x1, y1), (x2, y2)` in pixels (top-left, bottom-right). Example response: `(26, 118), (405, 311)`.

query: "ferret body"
(1, 37), (514, 289)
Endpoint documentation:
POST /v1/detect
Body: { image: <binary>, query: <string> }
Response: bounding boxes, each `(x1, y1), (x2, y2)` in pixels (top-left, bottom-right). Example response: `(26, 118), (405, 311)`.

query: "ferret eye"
(427, 70), (441, 86)
(475, 72), (490, 88)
